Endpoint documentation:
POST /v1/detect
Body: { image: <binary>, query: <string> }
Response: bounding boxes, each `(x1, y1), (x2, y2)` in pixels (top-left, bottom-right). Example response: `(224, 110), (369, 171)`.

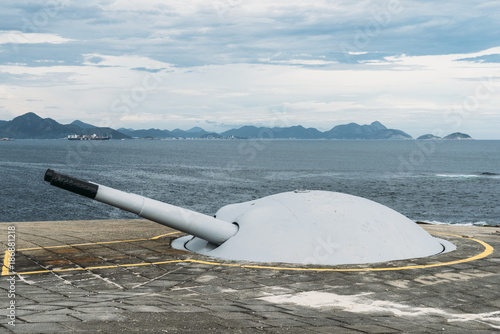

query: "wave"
(435, 173), (500, 179)
(420, 220), (495, 227)
(435, 174), (479, 179)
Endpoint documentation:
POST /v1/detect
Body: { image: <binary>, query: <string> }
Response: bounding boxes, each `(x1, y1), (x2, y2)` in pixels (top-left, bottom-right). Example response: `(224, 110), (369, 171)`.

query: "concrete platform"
(1, 219), (499, 333)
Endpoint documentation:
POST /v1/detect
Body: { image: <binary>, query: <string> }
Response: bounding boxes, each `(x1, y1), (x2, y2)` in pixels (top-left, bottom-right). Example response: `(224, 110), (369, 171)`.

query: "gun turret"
(44, 169), (238, 245)
(44, 169), (455, 266)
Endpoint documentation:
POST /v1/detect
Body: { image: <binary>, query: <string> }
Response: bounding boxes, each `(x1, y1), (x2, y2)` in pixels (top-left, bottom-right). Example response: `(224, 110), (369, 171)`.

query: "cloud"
(260, 58), (338, 66)
(2, 47), (500, 137)
(1, 1), (500, 138)
(359, 47), (500, 83)
(131, 67), (163, 73)
(82, 53), (173, 70)
(456, 54), (500, 64)
(0, 31), (73, 45)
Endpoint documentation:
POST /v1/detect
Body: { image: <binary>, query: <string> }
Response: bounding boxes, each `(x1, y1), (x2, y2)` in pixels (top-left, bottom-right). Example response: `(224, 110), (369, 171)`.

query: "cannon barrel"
(44, 169), (238, 245)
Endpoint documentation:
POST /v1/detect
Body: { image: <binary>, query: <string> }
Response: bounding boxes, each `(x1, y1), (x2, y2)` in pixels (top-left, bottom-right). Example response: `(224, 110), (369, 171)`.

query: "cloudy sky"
(1, 0), (499, 138)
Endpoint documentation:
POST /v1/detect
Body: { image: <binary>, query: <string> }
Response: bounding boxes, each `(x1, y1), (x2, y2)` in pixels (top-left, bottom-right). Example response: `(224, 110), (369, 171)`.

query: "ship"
(68, 134), (110, 141)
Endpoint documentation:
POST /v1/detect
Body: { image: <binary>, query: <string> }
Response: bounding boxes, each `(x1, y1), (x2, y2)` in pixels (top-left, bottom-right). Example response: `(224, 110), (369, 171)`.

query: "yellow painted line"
(211, 233), (493, 272)
(2, 250), (12, 276)
(7, 260), (187, 276)
(1, 231), (181, 276)
(150, 233), (178, 240)
(3, 232), (495, 276)
(16, 232), (180, 252)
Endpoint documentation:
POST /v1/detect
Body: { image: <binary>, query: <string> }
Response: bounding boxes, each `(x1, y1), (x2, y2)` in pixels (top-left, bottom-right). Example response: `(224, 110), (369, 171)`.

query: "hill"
(417, 133), (474, 140)
(220, 122), (411, 140)
(0, 113), (130, 139)
(0, 113), (420, 140)
(71, 120), (97, 129)
(221, 125), (323, 139)
(119, 128), (173, 139)
(170, 128), (208, 138)
(119, 127), (214, 139)
(0, 113), (81, 139)
(323, 121), (411, 139)
(417, 134), (441, 140)
(443, 132), (473, 140)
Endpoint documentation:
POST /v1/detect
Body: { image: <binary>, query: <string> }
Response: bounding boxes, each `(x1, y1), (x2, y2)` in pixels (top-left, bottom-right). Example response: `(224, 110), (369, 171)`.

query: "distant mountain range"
(0, 112), (473, 140)
(417, 132), (473, 140)
(216, 121), (413, 140)
(0, 113), (129, 139)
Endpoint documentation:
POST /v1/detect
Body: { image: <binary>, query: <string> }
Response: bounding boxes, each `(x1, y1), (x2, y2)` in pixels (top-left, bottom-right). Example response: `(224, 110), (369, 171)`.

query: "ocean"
(0, 139), (498, 226)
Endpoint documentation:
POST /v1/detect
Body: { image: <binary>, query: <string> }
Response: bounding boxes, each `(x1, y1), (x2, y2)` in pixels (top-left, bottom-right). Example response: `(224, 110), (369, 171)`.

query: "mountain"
(82, 127), (130, 139)
(221, 126), (263, 138)
(0, 112), (81, 139)
(71, 120), (97, 129)
(117, 128), (135, 136)
(271, 125), (324, 139)
(118, 127), (212, 139)
(417, 134), (441, 140)
(220, 122), (411, 140)
(222, 125), (325, 139)
(323, 121), (411, 139)
(443, 132), (472, 140)
(0, 112), (130, 139)
(71, 120), (132, 139)
(71, 120), (130, 139)
(368, 121), (386, 130)
(0, 113), (417, 140)
(200, 133), (224, 139)
(323, 122), (383, 139)
(170, 128), (209, 138)
(417, 133), (473, 140)
(123, 128), (173, 138)
(186, 127), (207, 133)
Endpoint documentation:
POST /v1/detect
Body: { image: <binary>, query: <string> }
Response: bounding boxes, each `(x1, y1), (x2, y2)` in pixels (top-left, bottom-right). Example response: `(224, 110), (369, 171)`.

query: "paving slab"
(0, 219), (499, 333)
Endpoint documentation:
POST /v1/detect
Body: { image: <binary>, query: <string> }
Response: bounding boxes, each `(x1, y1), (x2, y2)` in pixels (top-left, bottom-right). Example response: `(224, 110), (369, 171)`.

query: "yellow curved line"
(206, 233), (493, 272)
(1, 232), (181, 276)
(8, 260), (186, 276)
(150, 232), (180, 240)
(17, 232), (181, 251)
(4, 232), (494, 276)
(2, 250), (12, 276)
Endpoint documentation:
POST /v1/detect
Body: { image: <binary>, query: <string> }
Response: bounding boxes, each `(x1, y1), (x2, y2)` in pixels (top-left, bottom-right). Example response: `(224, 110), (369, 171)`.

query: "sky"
(0, 0), (500, 139)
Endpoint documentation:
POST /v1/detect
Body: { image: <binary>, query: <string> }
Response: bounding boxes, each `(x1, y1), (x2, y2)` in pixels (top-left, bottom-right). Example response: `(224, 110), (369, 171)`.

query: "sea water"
(0, 139), (498, 225)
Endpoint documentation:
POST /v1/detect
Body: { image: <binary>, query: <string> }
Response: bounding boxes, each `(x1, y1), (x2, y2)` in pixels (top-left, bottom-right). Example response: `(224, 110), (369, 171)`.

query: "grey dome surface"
(172, 190), (455, 265)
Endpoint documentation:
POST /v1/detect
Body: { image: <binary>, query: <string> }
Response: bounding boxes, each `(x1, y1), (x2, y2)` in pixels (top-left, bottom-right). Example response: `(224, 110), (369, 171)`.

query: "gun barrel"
(44, 169), (238, 245)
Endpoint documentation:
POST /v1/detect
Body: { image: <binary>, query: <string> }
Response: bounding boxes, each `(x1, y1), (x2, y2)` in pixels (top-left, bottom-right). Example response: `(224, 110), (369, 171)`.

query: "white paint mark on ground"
(414, 272), (495, 286)
(16, 275), (35, 285)
(196, 275), (217, 283)
(259, 291), (500, 329)
(385, 280), (411, 289)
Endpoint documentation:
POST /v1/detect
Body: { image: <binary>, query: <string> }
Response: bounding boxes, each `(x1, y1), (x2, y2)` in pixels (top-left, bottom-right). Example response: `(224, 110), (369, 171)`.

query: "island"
(443, 132), (473, 140)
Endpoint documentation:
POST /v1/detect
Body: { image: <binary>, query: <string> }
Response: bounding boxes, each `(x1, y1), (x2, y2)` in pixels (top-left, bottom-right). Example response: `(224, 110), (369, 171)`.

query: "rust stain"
(44, 260), (72, 265)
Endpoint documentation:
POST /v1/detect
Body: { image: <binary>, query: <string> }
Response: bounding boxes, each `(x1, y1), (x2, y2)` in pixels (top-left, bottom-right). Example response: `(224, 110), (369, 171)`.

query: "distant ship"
(68, 134), (110, 141)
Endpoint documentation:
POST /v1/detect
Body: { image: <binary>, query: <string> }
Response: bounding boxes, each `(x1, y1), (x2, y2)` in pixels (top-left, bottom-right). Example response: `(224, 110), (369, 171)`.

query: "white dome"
(173, 190), (455, 265)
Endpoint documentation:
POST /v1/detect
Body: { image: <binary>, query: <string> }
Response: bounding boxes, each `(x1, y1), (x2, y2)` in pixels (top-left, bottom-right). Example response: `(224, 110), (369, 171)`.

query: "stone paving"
(0, 219), (499, 333)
